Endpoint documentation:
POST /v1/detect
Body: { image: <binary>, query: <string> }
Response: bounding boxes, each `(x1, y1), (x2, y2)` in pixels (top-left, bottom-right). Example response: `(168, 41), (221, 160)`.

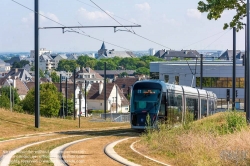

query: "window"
(150, 72), (159, 79)
(195, 77), (245, 88)
(175, 76), (179, 85)
(167, 92), (182, 123)
(164, 75), (169, 83)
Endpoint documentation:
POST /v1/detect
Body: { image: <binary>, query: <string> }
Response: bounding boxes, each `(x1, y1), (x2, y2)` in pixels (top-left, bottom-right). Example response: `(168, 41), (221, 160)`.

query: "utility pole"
(73, 69), (76, 120)
(10, 84), (12, 112)
(104, 62), (107, 120)
(247, 0), (250, 122)
(66, 77), (68, 117)
(59, 74), (62, 118)
(116, 84), (118, 113)
(34, 0), (40, 128)
(232, 27), (236, 110)
(79, 90), (82, 128)
(244, 24), (247, 113)
(85, 80), (87, 117)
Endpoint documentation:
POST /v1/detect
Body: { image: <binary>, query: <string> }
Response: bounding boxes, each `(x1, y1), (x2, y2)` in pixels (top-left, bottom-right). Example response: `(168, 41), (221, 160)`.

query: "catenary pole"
(66, 77), (68, 117)
(232, 27), (236, 110)
(200, 54), (203, 89)
(85, 80), (87, 117)
(35, 0), (40, 128)
(247, 0), (250, 122)
(60, 74), (62, 117)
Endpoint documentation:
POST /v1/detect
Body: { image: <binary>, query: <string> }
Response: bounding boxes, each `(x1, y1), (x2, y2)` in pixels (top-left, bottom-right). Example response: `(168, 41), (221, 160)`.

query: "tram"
(130, 80), (217, 129)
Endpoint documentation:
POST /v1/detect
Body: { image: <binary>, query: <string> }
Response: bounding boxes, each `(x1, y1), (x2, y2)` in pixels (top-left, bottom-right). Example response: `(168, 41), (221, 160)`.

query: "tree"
(0, 95), (10, 109)
(39, 69), (45, 78)
(57, 60), (78, 72)
(50, 71), (60, 83)
(0, 86), (20, 105)
(197, 0), (246, 31)
(22, 83), (62, 117)
(11, 60), (29, 69)
(135, 67), (150, 75)
(119, 72), (128, 78)
(77, 55), (96, 68)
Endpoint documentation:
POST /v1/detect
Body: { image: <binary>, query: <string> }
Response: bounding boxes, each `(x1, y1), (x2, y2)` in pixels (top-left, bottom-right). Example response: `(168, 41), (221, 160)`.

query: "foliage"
(22, 83), (62, 117)
(224, 110), (247, 133)
(77, 55), (96, 68)
(30, 66), (35, 71)
(197, 0), (246, 31)
(135, 67), (150, 75)
(39, 69), (45, 78)
(0, 95), (10, 109)
(0, 86), (20, 105)
(50, 71), (60, 83)
(11, 60), (29, 69)
(119, 72), (128, 78)
(57, 59), (78, 72)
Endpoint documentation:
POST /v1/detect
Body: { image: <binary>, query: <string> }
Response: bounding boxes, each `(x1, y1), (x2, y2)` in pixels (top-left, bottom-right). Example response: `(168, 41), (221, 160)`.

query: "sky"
(0, 0), (247, 52)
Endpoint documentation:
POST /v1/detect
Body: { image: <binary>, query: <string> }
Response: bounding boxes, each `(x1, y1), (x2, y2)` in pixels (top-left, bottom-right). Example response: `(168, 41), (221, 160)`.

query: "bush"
(88, 109), (104, 114)
(224, 111), (247, 133)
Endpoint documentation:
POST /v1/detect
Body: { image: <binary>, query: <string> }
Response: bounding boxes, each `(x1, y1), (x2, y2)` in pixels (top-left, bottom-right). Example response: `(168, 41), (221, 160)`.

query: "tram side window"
(208, 100), (213, 115)
(167, 92), (182, 123)
(201, 99), (207, 118)
(159, 93), (166, 116)
(186, 97), (198, 120)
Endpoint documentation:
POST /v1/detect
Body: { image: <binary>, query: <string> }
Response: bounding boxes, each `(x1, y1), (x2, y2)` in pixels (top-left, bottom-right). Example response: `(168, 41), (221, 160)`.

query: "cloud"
(187, 9), (201, 19)
(135, 2), (151, 11)
(22, 12), (59, 23)
(162, 15), (182, 26)
(77, 7), (113, 20)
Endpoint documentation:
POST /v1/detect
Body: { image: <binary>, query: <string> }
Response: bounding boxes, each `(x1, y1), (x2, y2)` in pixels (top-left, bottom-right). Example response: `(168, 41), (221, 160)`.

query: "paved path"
(104, 137), (141, 166)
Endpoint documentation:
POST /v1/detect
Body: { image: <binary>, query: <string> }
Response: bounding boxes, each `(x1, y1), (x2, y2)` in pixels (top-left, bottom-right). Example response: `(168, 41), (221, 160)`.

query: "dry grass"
(136, 112), (250, 166)
(0, 108), (129, 139)
(0, 134), (67, 157)
(9, 135), (88, 166)
(114, 138), (164, 166)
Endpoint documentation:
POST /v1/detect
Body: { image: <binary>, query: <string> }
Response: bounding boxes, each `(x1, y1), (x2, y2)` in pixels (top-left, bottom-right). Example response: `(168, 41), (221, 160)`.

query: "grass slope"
(0, 108), (129, 139)
(137, 112), (250, 166)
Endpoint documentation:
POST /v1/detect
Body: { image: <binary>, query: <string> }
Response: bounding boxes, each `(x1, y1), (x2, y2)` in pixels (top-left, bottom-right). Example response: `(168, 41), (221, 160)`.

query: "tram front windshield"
(132, 83), (161, 114)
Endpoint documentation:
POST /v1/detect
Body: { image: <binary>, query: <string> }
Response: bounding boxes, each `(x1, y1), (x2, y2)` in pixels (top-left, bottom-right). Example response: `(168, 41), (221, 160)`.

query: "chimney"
(99, 81), (103, 94)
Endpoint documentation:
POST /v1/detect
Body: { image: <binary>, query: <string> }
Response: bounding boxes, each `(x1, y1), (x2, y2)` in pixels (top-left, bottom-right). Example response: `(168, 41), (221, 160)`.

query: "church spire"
(101, 42), (106, 50)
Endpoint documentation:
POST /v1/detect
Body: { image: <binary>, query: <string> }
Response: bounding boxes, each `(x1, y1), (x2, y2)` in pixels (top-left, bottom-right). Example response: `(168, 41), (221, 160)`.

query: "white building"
(30, 48), (52, 58)
(39, 54), (55, 71)
(150, 60), (245, 110)
(149, 48), (155, 56)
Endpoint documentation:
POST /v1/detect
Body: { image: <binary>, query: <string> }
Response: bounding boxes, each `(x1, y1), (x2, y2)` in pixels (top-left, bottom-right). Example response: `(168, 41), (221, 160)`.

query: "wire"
(182, 30), (228, 49)
(90, 0), (172, 50)
(76, 0), (139, 25)
(203, 29), (231, 50)
(11, 0), (132, 51)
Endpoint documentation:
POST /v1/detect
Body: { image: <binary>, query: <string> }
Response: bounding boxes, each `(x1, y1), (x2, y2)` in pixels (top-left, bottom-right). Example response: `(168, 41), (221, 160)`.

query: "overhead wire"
(181, 30), (229, 50)
(202, 29), (231, 50)
(76, 0), (139, 25)
(90, 0), (172, 50)
(11, 0), (133, 51)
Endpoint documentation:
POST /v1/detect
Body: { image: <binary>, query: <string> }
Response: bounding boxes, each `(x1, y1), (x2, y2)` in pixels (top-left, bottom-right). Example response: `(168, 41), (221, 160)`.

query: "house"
(95, 70), (135, 79)
(75, 67), (103, 84)
(218, 49), (243, 60)
(113, 77), (139, 98)
(39, 54), (55, 71)
(54, 54), (68, 68)
(4, 68), (33, 82)
(5, 57), (21, 65)
(55, 71), (73, 82)
(30, 48), (52, 58)
(87, 82), (129, 113)
(154, 49), (199, 60)
(54, 82), (87, 117)
(67, 54), (78, 60)
(96, 42), (135, 59)
(0, 59), (11, 77)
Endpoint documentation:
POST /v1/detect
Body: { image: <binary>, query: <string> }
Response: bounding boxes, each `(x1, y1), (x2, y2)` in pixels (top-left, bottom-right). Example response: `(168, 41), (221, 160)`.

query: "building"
(53, 54), (68, 68)
(96, 42), (135, 59)
(113, 77), (139, 98)
(75, 67), (103, 84)
(154, 49), (199, 60)
(95, 70), (135, 79)
(39, 54), (55, 71)
(87, 82), (129, 113)
(149, 48), (155, 56)
(218, 49), (244, 60)
(30, 48), (52, 58)
(150, 60), (245, 110)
